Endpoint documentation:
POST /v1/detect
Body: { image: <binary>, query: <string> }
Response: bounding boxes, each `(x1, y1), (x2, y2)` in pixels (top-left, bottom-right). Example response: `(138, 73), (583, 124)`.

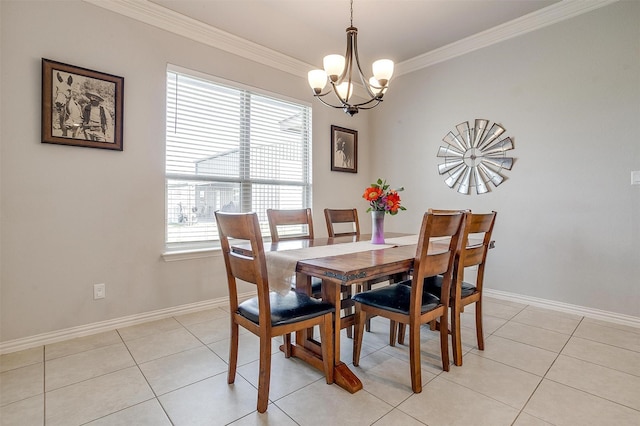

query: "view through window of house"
(165, 67), (312, 249)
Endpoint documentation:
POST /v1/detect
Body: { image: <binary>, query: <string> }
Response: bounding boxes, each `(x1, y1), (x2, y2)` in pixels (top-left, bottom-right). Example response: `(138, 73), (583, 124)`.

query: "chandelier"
(307, 0), (394, 116)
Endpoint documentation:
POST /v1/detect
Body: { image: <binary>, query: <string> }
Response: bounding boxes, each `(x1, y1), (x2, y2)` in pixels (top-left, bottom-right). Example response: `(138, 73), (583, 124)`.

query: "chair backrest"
(428, 209), (470, 214)
(266, 208), (314, 242)
(215, 211), (271, 315)
(411, 212), (466, 311)
(324, 208), (360, 237)
(430, 209), (497, 294)
(458, 211), (497, 291)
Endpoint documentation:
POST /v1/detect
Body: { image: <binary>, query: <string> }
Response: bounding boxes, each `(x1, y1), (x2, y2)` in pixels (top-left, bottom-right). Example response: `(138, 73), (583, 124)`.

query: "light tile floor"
(1, 297), (639, 425)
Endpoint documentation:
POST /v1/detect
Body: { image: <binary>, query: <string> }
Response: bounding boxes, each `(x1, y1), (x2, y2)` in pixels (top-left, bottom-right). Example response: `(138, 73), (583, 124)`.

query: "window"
(165, 66), (312, 250)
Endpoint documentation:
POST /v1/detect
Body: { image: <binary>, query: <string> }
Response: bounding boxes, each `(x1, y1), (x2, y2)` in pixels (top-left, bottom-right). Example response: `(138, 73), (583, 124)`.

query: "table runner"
(266, 235), (419, 294)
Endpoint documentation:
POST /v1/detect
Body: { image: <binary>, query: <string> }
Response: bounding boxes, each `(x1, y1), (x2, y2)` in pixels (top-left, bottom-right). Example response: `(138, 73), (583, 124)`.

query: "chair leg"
(397, 323), (406, 345)
(319, 313), (335, 384)
(228, 321), (239, 384)
(345, 286), (354, 339)
(256, 335), (272, 413)
(284, 333), (292, 358)
(475, 300), (484, 351)
(408, 323), (422, 393)
(451, 303), (463, 366)
(439, 312), (450, 372)
(389, 320), (397, 347)
(429, 319), (437, 331)
(352, 307), (366, 366)
(364, 282), (372, 332)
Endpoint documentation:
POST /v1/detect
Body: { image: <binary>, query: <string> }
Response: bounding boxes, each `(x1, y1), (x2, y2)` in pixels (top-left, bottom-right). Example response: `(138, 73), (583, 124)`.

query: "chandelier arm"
(314, 84), (351, 108)
(346, 48), (355, 103)
(319, 86), (382, 109)
(315, 79), (380, 110)
(335, 28), (355, 85)
(313, 92), (348, 110)
(351, 30), (381, 100)
(350, 97), (382, 109)
(314, 87), (338, 98)
(356, 99), (383, 110)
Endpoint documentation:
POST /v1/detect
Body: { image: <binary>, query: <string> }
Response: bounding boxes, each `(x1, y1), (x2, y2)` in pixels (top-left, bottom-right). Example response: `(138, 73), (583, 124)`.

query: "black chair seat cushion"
(352, 282), (441, 315)
(423, 275), (477, 298)
(291, 277), (350, 296)
(290, 276), (323, 294)
(238, 291), (335, 326)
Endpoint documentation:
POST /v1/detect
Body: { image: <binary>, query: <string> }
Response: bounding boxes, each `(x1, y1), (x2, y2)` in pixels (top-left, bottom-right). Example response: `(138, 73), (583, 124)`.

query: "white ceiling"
(148, 0), (561, 68)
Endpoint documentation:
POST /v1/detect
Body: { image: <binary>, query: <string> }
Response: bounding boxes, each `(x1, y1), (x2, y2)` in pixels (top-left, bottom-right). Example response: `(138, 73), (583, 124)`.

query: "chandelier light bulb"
(372, 59), (394, 87)
(336, 82), (353, 102)
(369, 77), (387, 97)
(308, 70), (328, 94)
(323, 54), (346, 82)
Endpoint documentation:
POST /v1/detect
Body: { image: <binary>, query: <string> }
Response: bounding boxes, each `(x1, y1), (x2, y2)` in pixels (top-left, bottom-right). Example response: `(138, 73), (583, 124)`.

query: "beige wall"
(0, 0), (373, 342)
(1, 0), (638, 345)
(371, 1), (640, 316)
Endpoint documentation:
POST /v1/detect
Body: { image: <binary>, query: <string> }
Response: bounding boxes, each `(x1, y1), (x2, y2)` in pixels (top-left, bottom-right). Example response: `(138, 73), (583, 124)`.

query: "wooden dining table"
(257, 232), (453, 394)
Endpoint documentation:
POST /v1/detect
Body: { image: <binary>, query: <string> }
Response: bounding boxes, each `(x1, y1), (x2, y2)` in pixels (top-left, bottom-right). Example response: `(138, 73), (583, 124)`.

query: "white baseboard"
(0, 292), (254, 355)
(485, 288), (640, 328)
(2, 289), (638, 355)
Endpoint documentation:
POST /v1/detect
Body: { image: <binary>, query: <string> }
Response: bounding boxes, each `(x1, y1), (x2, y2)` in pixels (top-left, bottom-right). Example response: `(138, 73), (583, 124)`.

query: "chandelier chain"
(350, 0), (353, 27)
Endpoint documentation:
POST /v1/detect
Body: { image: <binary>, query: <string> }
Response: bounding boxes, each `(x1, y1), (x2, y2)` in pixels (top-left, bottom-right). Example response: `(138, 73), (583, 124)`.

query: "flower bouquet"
(362, 178), (406, 243)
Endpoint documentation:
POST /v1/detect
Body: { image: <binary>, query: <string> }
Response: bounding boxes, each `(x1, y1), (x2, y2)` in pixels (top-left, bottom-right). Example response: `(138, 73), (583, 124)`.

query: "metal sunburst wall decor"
(437, 119), (515, 195)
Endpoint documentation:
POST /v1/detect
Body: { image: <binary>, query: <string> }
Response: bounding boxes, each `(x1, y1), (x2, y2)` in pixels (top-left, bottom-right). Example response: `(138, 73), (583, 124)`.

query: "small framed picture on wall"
(42, 58), (124, 151)
(331, 125), (357, 173)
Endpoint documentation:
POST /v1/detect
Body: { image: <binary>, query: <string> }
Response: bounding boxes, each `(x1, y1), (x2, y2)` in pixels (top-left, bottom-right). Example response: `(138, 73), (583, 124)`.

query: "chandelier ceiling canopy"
(307, 0), (394, 116)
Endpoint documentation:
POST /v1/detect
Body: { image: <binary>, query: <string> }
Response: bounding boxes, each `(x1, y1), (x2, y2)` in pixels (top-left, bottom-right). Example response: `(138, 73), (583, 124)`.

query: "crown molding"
(82, 0), (313, 77)
(83, 0), (617, 79)
(396, 0), (618, 76)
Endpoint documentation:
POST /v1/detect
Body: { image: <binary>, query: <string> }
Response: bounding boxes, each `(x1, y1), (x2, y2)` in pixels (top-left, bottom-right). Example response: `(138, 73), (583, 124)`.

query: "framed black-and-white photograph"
(331, 125), (357, 173)
(42, 58), (124, 151)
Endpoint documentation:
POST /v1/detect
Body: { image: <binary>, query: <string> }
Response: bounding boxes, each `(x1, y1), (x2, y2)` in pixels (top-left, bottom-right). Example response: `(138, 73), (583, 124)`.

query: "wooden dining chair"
(215, 211), (335, 413)
(324, 208), (360, 237)
(267, 208), (322, 296)
(422, 210), (497, 366)
(352, 212), (465, 392)
(267, 208), (315, 242)
(396, 209), (468, 344)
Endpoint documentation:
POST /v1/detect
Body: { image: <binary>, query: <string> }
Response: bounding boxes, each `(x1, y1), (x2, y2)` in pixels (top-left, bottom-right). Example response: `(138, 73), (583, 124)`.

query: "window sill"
(162, 247), (222, 262)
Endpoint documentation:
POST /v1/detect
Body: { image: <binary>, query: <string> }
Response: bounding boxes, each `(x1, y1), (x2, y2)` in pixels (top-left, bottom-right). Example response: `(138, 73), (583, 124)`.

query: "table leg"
(322, 278), (362, 393)
(321, 279), (341, 359)
(286, 273), (363, 393)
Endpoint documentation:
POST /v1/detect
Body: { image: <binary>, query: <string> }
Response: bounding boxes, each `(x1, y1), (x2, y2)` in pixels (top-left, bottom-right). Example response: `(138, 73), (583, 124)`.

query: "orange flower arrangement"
(363, 178), (406, 215)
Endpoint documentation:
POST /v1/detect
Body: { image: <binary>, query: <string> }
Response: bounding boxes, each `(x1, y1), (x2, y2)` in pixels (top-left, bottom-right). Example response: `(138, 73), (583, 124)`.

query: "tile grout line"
(510, 315), (587, 425)
(8, 300), (637, 424)
(541, 317), (640, 412)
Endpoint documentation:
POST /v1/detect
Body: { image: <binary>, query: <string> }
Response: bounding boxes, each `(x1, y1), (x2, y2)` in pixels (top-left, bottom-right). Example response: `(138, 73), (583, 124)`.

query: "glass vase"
(371, 210), (386, 244)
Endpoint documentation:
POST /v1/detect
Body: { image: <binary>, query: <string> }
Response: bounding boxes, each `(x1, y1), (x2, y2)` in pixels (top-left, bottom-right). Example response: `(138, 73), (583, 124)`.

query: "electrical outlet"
(93, 283), (105, 300)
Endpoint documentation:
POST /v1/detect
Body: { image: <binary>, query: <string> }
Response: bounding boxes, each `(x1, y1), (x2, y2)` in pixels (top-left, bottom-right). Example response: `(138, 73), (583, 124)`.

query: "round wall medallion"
(437, 119), (515, 195)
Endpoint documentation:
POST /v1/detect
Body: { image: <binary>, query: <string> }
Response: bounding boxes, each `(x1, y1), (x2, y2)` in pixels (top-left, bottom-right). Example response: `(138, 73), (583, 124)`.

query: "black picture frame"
(331, 125), (357, 173)
(42, 58), (124, 151)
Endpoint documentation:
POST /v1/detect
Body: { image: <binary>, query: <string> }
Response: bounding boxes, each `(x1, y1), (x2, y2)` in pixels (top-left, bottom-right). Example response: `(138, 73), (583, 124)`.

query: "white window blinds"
(165, 67), (312, 249)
